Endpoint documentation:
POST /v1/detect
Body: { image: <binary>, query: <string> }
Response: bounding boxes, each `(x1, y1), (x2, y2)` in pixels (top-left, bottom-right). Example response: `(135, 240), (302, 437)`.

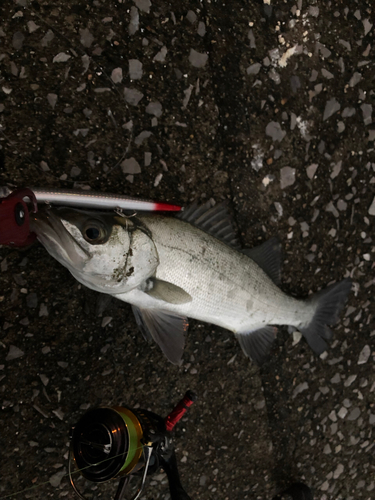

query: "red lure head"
(0, 188), (38, 246)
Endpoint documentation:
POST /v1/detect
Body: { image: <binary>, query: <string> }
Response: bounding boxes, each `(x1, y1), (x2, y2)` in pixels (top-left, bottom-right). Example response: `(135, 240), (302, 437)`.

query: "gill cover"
(32, 207), (159, 295)
(111, 215), (160, 292)
(70, 213), (160, 294)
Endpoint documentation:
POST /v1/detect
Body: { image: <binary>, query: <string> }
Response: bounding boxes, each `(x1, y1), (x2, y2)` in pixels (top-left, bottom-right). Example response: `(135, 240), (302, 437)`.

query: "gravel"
(0, 1), (374, 499)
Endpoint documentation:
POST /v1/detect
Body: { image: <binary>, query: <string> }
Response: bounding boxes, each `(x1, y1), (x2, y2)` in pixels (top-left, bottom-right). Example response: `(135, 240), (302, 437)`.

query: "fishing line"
(0, 446), (144, 500)
(1, 2), (135, 184)
(1, 393), (196, 500)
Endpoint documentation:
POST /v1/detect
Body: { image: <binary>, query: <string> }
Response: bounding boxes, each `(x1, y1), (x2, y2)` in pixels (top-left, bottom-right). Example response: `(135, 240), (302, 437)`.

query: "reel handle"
(161, 450), (192, 500)
(165, 390), (197, 432)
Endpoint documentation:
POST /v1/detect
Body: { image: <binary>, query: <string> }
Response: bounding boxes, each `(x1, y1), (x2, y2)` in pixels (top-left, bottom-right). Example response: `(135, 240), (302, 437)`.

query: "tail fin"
(300, 278), (352, 354)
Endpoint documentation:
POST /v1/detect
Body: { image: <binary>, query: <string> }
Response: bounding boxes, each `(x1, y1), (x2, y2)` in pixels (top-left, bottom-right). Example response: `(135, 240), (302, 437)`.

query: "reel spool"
(69, 391), (196, 500)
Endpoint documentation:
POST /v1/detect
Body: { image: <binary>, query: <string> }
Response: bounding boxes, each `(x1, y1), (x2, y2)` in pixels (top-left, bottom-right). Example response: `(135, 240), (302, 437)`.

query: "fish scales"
(29, 203), (352, 364)
(120, 215), (314, 333)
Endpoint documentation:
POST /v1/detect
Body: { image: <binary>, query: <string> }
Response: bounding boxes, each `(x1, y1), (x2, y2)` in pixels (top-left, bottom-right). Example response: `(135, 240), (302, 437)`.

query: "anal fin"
(132, 306), (189, 365)
(235, 326), (277, 365)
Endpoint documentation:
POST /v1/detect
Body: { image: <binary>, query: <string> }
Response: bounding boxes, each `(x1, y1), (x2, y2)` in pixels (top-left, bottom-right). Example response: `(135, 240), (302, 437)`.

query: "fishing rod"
(68, 390), (196, 500)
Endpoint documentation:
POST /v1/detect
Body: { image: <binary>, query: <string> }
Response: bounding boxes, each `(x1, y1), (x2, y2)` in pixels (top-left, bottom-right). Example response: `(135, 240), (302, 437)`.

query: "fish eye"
(82, 220), (108, 244)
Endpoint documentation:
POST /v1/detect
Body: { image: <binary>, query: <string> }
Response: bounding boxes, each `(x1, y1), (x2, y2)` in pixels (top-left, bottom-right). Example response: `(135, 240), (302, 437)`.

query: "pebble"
(337, 199), (347, 211)
(12, 31), (25, 50)
(342, 107), (356, 118)
(52, 408), (64, 420)
(146, 101), (162, 117)
(111, 67), (123, 84)
(333, 464), (344, 479)
(124, 88), (144, 106)
(323, 444), (331, 454)
(70, 166), (81, 178)
(39, 374), (49, 386)
(154, 173), (163, 187)
(154, 46), (168, 63)
(320, 480), (329, 491)
(197, 21), (206, 37)
(344, 374), (357, 387)
(80, 28), (94, 48)
(338, 407), (348, 419)
(101, 316), (112, 327)
(6, 345), (24, 361)
(186, 10), (197, 24)
(306, 163), (318, 179)
(369, 197), (375, 216)
(144, 152), (152, 166)
(363, 18), (373, 36)
(41, 30), (54, 48)
(49, 468), (66, 487)
(280, 167), (296, 189)
(129, 59), (143, 80)
(199, 475), (207, 486)
(330, 161), (342, 179)
(349, 72), (362, 87)
(189, 49), (208, 68)
(135, 0), (151, 13)
(47, 93), (58, 109)
(293, 382), (308, 398)
(266, 121), (286, 142)
(361, 103), (372, 125)
(347, 407), (361, 421)
(325, 201), (339, 218)
(247, 63), (261, 75)
(135, 131), (152, 145)
(328, 410), (337, 422)
(323, 98), (340, 121)
(52, 52), (71, 63)
(330, 373), (341, 384)
(357, 345), (370, 364)
(121, 157), (141, 174)
(128, 6), (139, 35)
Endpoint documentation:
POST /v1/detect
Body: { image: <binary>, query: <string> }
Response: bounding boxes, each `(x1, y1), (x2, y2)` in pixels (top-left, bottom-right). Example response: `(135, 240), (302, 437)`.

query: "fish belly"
(118, 216), (315, 332)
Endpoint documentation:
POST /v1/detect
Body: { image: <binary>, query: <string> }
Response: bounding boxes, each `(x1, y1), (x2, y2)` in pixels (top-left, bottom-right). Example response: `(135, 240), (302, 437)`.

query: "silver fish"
(30, 202), (352, 365)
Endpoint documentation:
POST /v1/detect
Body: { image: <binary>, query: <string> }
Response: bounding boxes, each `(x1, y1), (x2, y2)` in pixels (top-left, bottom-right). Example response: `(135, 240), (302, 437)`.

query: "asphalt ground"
(0, 1), (374, 499)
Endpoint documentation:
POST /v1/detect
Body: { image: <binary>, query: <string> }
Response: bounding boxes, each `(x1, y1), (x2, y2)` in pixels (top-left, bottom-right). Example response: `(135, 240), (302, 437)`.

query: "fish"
(29, 201), (352, 365)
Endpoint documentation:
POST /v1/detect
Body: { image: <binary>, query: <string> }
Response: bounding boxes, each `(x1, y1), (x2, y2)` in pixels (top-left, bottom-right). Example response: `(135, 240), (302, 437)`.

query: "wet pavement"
(0, 1), (374, 499)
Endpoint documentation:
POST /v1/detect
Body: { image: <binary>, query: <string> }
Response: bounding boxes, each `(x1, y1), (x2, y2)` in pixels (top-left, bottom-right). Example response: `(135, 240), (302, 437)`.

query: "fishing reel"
(68, 391), (196, 500)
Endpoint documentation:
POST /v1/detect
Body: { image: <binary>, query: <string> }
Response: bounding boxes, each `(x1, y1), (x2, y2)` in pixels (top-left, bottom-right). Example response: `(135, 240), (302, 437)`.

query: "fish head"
(30, 207), (159, 293)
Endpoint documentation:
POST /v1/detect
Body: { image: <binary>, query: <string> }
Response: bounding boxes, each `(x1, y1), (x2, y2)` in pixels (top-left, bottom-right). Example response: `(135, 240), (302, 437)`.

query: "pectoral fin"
(235, 326), (277, 365)
(132, 306), (189, 365)
(144, 278), (192, 305)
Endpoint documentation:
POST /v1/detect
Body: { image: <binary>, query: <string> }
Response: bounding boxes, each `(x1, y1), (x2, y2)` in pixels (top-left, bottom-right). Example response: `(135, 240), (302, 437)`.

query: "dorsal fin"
(177, 201), (240, 248)
(242, 237), (282, 285)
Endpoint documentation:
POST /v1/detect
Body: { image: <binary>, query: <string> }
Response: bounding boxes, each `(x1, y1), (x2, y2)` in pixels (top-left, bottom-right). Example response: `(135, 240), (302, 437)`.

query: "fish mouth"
(30, 207), (89, 271)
